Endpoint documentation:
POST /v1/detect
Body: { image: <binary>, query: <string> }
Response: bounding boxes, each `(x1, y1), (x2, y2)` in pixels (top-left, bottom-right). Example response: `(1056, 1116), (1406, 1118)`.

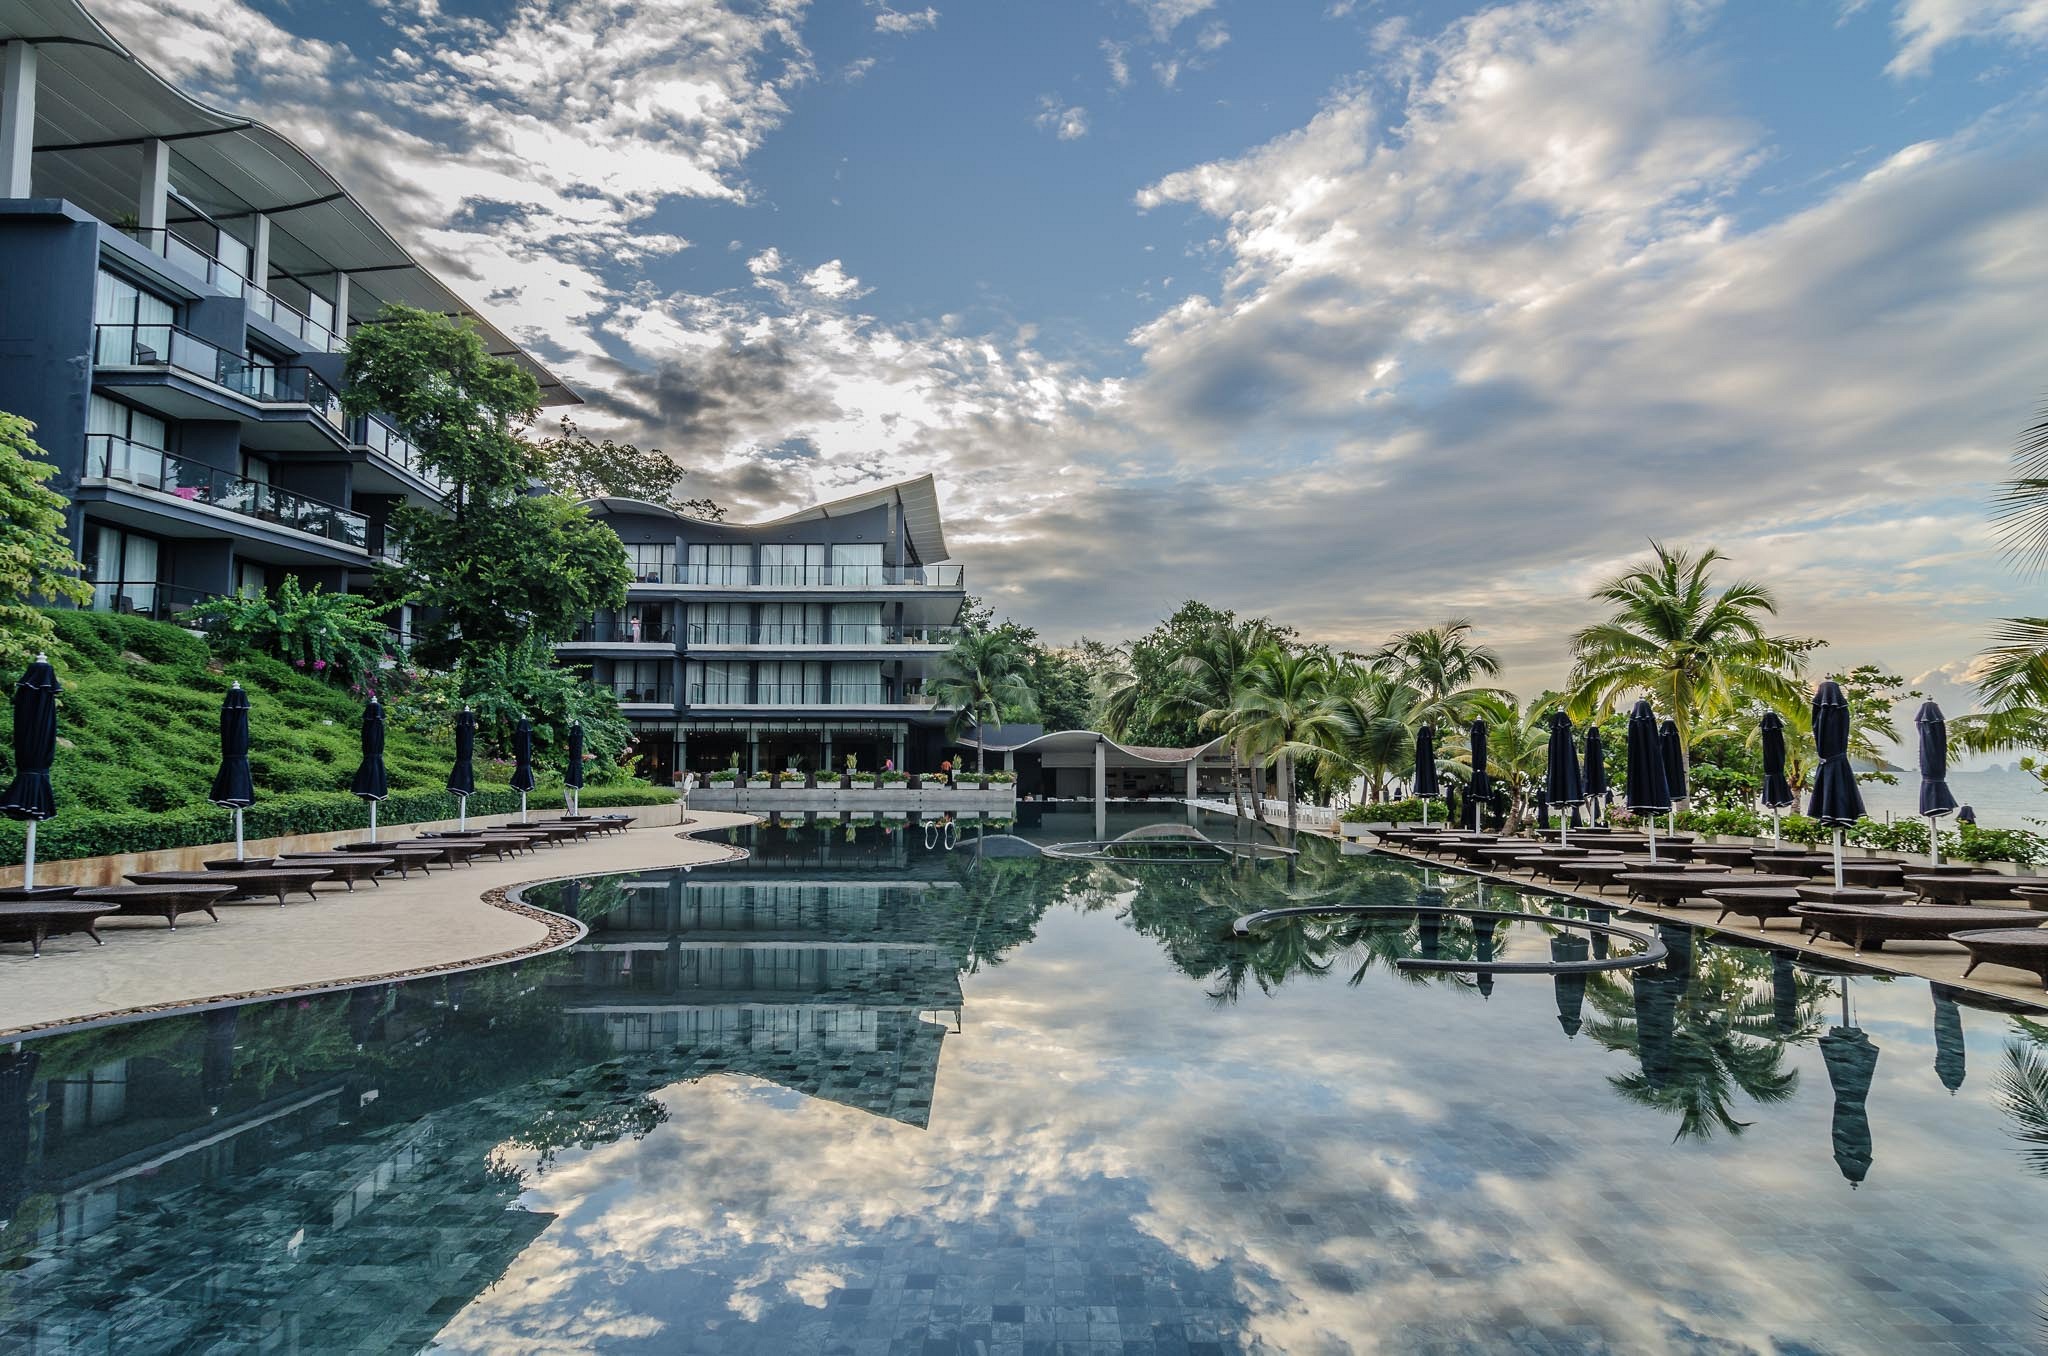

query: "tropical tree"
(1149, 616), (1281, 816)
(931, 629), (1038, 772)
(1566, 542), (1811, 768)
(0, 411), (92, 667)
(1212, 648), (1356, 836)
(1331, 665), (1424, 804)
(1369, 619), (1506, 730)
(525, 416), (724, 520)
(1993, 396), (2048, 572)
(1456, 692), (1550, 828)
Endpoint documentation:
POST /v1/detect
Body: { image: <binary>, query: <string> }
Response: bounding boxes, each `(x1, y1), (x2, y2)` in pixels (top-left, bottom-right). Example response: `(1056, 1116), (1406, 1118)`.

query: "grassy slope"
(1, 611), (665, 862)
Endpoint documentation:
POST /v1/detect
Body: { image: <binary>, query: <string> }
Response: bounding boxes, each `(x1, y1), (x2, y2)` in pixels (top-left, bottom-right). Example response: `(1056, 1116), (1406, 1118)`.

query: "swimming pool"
(2, 808), (2044, 1353)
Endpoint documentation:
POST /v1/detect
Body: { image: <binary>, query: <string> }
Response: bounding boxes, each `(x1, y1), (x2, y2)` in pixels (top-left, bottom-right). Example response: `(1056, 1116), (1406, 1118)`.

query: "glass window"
(759, 661), (825, 705)
(829, 542), (883, 585)
(686, 602), (746, 644)
(85, 523), (161, 615)
(612, 660), (668, 702)
(831, 661), (883, 705)
(685, 542), (748, 585)
(624, 541), (674, 582)
(86, 396), (168, 481)
(830, 603), (883, 644)
(93, 269), (175, 364)
(759, 602), (824, 644)
(688, 660), (748, 703)
(760, 542), (824, 585)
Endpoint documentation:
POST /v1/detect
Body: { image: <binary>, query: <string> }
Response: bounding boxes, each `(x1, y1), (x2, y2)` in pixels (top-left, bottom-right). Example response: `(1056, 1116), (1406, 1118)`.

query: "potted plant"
(880, 769), (908, 789)
(744, 753), (770, 789)
(709, 760), (739, 788)
(984, 770), (1016, 789)
(845, 753), (875, 791)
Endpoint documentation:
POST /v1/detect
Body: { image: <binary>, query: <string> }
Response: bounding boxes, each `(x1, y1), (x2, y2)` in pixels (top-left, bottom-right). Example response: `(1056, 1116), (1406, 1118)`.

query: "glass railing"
(683, 624), (962, 646)
(117, 226), (249, 298)
(610, 683), (677, 704)
(93, 325), (345, 430)
(246, 287), (340, 352)
(569, 617), (678, 644)
(351, 414), (453, 495)
(686, 685), (938, 707)
(667, 564), (965, 588)
(687, 685), (753, 704)
(87, 580), (218, 622)
(82, 436), (369, 548)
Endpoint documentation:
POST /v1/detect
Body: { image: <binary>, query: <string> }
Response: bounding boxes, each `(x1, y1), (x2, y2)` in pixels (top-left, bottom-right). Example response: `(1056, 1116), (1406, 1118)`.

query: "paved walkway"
(1367, 841), (2048, 1011)
(0, 812), (757, 1039)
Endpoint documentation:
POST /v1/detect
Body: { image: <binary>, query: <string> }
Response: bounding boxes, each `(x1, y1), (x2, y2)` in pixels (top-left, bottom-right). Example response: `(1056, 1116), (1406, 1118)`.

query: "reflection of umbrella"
(350, 699), (389, 842)
(210, 682), (255, 860)
(1551, 935), (1590, 1037)
(347, 985), (385, 1049)
(1821, 1020), (1879, 1187)
(1624, 700), (1671, 861)
(1582, 727), (1608, 824)
(510, 718), (536, 823)
(448, 707), (477, 830)
(1, 655), (61, 893)
(1759, 711), (1795, 845)
(1412, 725), (1440, 825)
(1931, 985), (1966, 1094)
(202, 1007), (238, 1116)
(1473, 916), (1498, 999)
(0, 1049), (39, 1223)
(1635, 970), (1679, 1090)
(1467, 719), (1489, 831)
(1808, 680), (1866, 888)
(1916, 702), (1957, 866)
(565, 721), (586, 816)
(1545, 712), (1581, 845)
(1772, 952), (1799, 1037)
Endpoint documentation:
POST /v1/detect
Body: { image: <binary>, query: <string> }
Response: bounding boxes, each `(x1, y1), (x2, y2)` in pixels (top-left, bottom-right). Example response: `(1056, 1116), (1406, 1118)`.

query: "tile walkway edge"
(0, 811), (760, 1042)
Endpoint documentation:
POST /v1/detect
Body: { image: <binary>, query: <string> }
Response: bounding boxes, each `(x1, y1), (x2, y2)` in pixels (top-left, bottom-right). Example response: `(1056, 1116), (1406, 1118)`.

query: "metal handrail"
(93, 324), (345, 430)
(351, 413), (453, 494)
(684, 623), (963, 646)
(667, 563), (965, 587)
(611, 684), (677, 704)
(86, 580), (219, 622)
(82, 436), (368, 548)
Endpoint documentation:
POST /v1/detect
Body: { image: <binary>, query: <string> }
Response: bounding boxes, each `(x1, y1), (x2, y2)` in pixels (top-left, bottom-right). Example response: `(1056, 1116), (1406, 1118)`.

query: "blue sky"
(95, 0), (2048, 725)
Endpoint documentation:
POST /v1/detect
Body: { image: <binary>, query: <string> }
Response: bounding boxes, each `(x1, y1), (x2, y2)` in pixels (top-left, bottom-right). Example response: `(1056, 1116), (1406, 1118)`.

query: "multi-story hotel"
(566, 477), (967, 782)
(0, 1), (571, 632)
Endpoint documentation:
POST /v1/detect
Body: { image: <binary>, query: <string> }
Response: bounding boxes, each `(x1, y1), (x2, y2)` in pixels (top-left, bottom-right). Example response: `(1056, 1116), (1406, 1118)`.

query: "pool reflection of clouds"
(435, 876), (2048, 1354)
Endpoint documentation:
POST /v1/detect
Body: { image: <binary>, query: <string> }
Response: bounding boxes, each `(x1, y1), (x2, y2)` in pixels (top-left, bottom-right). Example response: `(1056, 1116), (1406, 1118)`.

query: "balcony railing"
(87, 580), (219, 623)
(352, 414), (453, 495)
(684, 624), (962, 647)
(114, 227), (346, 352)
(688, 685), (940, 707)
(247, 287), (341, 353)
(82, 436), (369, 549)
(611, 683), (677, 704)
(569, 618), (679, 644)
(664, 563), (965, 588)
(94, 325), (345, 431)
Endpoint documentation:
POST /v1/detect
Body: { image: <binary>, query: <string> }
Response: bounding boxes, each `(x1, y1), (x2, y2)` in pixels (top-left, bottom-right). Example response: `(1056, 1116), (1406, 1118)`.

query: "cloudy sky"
(95, 0), (2048, 707)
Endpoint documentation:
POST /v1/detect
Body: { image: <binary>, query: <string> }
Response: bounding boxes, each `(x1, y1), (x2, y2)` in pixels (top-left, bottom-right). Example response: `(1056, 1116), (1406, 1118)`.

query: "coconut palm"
(931, 630), (1038, 773)
(1212, 648), (1356, 836)
(1369, 619), (1507, 729)
(1993, 397), (2048, 573)
(1143, 616), (1280, 817)
(1949, 617), (2048, 756)
(1456, 692), (1550, 828)
(1567, 542), (1811, 765)
(1333, 666), (1425, 803)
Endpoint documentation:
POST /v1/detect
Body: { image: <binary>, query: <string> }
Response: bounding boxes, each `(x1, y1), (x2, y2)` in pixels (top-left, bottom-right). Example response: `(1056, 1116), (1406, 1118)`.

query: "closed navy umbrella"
(448, 707), (477, 831)
(1582, 727), (1608, 824)
(510, 717), (536, 823)
(1412, 724), (1440, 825)
(1466, 719), (1489, 832)
(1545, 712), (1582, 845)
(350, 699), (389, 842)
(1624, 700), (1671, 862)
(1915, 701), (1958, 866)
(0, 655), (63, 895)
(1534, 788), (1551, 830)
(1759, 711), (1796, 845)
(209, 682), (255, 861)
(1958, 804), (1977, 826)
(1659, 719), (1688, 807)
(1808, 679), (1865, 887)
(565, 720), (586, 816)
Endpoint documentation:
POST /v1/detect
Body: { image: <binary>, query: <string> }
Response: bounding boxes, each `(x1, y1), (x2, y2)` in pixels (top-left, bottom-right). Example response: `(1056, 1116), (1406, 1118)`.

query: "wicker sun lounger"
(0, 900), (119, 956)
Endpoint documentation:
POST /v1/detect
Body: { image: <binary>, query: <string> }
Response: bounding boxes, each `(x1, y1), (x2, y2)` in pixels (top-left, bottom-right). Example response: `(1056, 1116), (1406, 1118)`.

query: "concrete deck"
(1364, 839), (2048, 1011)
(0, 811), (758, 1040)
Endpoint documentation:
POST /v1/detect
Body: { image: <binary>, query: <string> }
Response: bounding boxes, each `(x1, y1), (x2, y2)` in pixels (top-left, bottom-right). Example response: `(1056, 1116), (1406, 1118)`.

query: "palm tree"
(1332, 665), (1424, 803)
(1458, 692), (1547, 829)
(1212, 648), (1356, 836)
(930, 630), (1038, 773)
(1993, 397), (2048, 573)
(1950, 617), (2048, 756)
(1567, 543), (1811, 769)
(1369, 619), (1506, 729)
(1147, 617), (1278, 817)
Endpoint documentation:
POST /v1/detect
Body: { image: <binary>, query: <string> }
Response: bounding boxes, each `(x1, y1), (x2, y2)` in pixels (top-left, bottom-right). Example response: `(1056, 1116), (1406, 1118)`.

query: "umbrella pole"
(1772, 807), (1782, 848)
(1421, 800), (1429, 828)
(235, 808), (245, 861)
(1833, 830), (1845, 889)
(520, 791), (528, 824)
(1647, 816), (1659, 865)
(1929, 815), (1941, 867)
(458, 796), (467, 832)
(1560, 808), (1570, 849)
(369, 801), (378, 845)
(22, 821), (33, 892)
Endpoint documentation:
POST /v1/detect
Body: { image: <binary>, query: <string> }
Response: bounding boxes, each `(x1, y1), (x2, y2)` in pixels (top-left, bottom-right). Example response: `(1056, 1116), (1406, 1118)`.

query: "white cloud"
(1034, 96), (1091, 140)
(1103, 38), (1133, 87)
(873, 5), (940, 35)
(746, 247), (786, 277)
(1886, 0), (2048, 74)
(798, 259), (867, 299)
(1133, 0), (1217, 40)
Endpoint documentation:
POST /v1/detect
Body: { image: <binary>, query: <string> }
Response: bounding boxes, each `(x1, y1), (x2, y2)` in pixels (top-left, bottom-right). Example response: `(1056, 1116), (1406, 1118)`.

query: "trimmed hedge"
(1341, 796), (1448, 824)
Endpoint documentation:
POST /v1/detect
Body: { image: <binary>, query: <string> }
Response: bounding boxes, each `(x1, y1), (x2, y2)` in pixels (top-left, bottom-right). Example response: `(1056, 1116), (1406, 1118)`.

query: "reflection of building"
(963, 724), (1234, 799)
(563, 477), (966, 782)
(551, 872), (965, 1127)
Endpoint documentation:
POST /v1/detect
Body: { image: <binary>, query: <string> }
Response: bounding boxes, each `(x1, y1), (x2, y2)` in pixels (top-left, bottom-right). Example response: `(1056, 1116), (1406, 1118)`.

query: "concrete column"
(0, 42), (36, 199)
(138, 138), (169, 234)
(893, 727), (906, 772)
(1185, 759), (1198, 801)
(1003, 748), (1014, 773)
(249, 213), (271, 295)
(1094, 737), (1107, 803)
(747, 727), (761, 776)
(332, 270), (349, 341)
(821, 728), (833, 777)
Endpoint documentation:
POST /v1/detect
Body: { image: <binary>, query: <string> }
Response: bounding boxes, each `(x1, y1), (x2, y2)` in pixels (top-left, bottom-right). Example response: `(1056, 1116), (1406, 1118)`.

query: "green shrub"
(1944, 823), (2046, 866)
(879, 770), (908, 783)
(1341, 796), (1448, 824)
(707, 769), (738, 784)
(1846, 818), (1932, 854)
(1674, 807), (1769, 838)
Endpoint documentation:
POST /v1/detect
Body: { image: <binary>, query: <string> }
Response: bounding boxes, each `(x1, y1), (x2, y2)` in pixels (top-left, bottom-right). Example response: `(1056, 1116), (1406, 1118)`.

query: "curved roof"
(4, 0), (575, 404)
(583, 475), (951, 561)
(965, 727), (1226, 763)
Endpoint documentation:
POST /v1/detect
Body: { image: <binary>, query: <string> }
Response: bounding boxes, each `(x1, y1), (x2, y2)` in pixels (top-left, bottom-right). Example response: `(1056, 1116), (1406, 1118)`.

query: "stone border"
(0, 817), (759, 1044)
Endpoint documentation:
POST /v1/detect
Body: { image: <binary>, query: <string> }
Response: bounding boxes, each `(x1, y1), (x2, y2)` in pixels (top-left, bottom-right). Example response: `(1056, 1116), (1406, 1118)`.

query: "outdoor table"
(489, 827), (561, 848)
(270, 853), (396, 889)
(1689, 844), (1760, 868)
(1475, 846), (1546, 869)
(334, 844), (452, 877)
(1954, 929), (2048, 989)
(1548, 858), (1684, 891)
(1832, 861), (1909, 888)
(1794, 884), (1913, 908)
(1902, 874), (2048, 905)
(202, 857), (279, 871)
(465, 833), (540, 860)
(72, 883), (235, 928)
(1701, 886), (1806, 928)
(1447, 839), (1534, 865)
(528, 819), (602, 842)
(0, 900), (119, 956)
(1750, 853), (1837, 877)
(1792, 903), (2045, 952)
(127, 867), (332, 905)
(0, 885), (80, 901)
(414, 837), (496, 866)
(1619, 871), (1796, 907)
(1525, 853), (1623, 882)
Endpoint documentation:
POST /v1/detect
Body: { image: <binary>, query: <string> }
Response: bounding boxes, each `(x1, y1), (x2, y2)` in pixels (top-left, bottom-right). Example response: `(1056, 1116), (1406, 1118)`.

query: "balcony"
(86, 580), (220, 623)
(611, 683), (677, 706)
(684, 624), (961, 648)
(688, 685), (945, 710)
(93, 325), (347, 435)
(113, 227), (346, 353)
(246, 287), (342, 353)
(351, 415), (453, 498)
(658, 564), (965, 589)
(82, 436), (369, 550)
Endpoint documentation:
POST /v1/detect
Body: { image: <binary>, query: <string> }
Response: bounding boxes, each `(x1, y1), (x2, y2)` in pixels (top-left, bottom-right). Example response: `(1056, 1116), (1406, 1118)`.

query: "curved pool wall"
(2, 806), (2045, 1354)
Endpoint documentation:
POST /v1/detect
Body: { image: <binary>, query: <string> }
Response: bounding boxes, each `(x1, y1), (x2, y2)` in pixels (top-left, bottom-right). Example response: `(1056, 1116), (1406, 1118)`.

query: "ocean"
(1854, 766), (2044, 831)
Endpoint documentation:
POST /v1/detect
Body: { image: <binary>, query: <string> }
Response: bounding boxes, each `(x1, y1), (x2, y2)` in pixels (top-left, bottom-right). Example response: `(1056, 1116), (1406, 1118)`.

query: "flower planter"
(746, 778), (771, 790)
(848, 779), (876, 791)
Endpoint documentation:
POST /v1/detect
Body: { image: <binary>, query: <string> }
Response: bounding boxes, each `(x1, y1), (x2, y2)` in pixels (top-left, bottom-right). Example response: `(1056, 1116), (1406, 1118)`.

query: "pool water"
(3, 808), (2047, 1354)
